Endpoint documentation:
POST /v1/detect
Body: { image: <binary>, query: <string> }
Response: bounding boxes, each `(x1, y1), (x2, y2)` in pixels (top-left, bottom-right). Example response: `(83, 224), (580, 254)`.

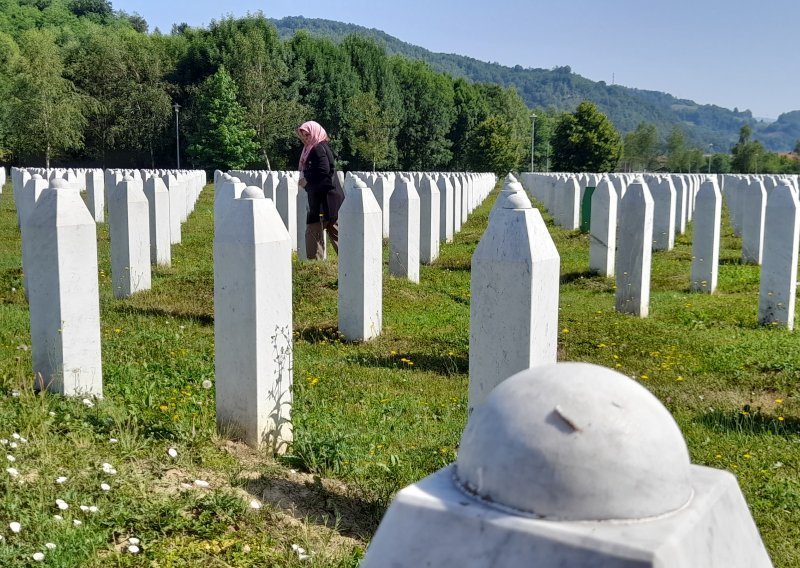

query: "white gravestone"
(555, 177), (580, 230)
(296, 182), (310, 261)
(418, 174), (440, 265)
(373, 174), (393, 239)
(163, 174), (183, 245)
(143, 176), (172, 267)
(758, 184), (800, 329)
(615, 181), (654, 317)
(589, 179), (618, 277)
(86, 169), (104, 223)
(437, 174), (454, 243)
(389, 177), (421, 283)
(742, 179), (767, 265)
(690, 180), (722, 293)
(109, 176), (152, 298)
(214, 186), (293, 452)
(20, 175), (50, 300)
(338, 176), (383, 341)
(451, 175), (462, 234)
(26, 179), (102, 397)
(468, 192), (560, 414)
(362, 363), (773, 568)
(275, 174), (298, 252)
(672, 175), (688, 235)
(650, 177), (676, 251)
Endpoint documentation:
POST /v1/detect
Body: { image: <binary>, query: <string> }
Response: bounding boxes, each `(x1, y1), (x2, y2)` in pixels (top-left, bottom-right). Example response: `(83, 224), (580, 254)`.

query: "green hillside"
(272, 16), (796, 152)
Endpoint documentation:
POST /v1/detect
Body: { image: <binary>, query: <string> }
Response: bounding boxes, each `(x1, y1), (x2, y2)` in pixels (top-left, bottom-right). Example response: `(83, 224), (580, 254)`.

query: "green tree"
(793, 139), (800, 155)
(0, 31), (20, 161)
(8, 28), (87, 168)
(466, 115), (522, 176)
(186, 66), (258, 171)
(449, 78), (488, 171)
(551, 101), (622, 172)
(346, 91), (393, 171)
(391, 57), (455, 170)
(709, 153), (731, 174)
(623, 121), (659, 171)
(212, 16), (306, 169)
(666, 126), (689, 172)
(731, 125), (765, 173)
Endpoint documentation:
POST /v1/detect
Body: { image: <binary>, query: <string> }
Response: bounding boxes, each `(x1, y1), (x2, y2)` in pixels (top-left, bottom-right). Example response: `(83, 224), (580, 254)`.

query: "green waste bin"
(580, 186), (595, 233)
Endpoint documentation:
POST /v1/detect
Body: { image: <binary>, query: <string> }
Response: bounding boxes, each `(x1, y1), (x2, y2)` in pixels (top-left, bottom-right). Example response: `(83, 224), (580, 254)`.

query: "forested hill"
(272, 16), (797, 152)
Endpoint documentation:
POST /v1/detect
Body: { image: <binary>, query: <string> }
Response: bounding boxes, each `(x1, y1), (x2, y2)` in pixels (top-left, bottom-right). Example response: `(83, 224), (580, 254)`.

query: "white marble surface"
(389, 177), (420, 283)
(85, 169), (104, 223)
(109, 176), (151, 298)
(214, 186), (293, 452)
(649, 176), (676, 251)
(26, 179), (102, 397)
(758, 183), (799, 329)
(589, 179), (617, 277)
(275, 173), (298, 252)
(437, 174), (454, 243)
(338, 175), (383, 341)
(418, 174), (440, 265)
(690, 180), (722, 293)
(615, 181), (653, 317)
(742, 179), (767, 265)
(468, 193), (559, 414)
(143, 176), (172, 267)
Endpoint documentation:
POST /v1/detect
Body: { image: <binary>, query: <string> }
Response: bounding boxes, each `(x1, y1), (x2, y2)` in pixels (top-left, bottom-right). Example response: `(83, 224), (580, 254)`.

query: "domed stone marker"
(362, 363), (773, 567)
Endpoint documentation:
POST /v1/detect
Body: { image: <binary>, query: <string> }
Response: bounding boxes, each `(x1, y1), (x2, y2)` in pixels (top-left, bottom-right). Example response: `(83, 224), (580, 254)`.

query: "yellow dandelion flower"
(775, 399), (783, 404)
(743, 454), (752, 459)
(640, 375), (649, 380)
(778, 416), (785, 422)
(562, 328), (570, 334)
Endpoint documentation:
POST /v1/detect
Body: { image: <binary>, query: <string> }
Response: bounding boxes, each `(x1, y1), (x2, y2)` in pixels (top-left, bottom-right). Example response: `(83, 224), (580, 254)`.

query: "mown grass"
(0, 178), (798, 566)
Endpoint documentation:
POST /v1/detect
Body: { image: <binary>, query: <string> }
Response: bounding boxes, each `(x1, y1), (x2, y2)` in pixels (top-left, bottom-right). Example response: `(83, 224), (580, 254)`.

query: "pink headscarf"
(297, 121), (329, 173)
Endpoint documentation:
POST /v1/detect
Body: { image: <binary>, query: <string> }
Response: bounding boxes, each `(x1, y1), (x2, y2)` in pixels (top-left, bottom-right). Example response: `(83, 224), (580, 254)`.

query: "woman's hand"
(298, 178), (307, 189)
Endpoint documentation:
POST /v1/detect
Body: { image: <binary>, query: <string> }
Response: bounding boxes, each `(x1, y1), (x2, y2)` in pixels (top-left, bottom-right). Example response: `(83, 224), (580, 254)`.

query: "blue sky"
(113, 0), (800, 119)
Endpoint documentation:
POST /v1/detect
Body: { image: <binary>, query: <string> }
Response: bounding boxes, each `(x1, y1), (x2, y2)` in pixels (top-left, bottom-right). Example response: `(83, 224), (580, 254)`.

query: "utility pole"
(530, 113), (537, 172)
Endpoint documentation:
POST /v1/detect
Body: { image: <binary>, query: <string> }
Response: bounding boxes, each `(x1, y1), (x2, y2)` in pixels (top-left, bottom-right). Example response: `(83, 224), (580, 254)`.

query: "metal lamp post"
(530, 113), (537, 172)
(173, 102), (181, 169)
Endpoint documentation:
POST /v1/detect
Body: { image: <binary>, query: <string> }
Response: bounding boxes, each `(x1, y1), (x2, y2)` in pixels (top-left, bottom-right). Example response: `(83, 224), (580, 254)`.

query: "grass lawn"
(0, 177), (798, 566)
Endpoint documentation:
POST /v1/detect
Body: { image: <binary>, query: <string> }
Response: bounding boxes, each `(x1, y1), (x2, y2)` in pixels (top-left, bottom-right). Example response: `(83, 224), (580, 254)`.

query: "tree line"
(2, 1), (794, 176)
(0, 2), (540, 174)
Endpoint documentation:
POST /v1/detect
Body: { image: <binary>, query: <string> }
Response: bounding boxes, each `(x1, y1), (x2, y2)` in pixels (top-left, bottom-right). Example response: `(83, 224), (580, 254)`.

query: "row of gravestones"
(4, 167), (773, 565)
(9, 167), (205, 396)
(360, 172), (773, 567)
(212, 171), (496, 450)
(221, 169), (491, 271)
(519, 172), (799, 329)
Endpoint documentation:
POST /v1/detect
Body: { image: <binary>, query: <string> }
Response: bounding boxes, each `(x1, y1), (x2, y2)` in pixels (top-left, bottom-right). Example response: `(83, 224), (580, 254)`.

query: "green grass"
(0, 179), (798, 566)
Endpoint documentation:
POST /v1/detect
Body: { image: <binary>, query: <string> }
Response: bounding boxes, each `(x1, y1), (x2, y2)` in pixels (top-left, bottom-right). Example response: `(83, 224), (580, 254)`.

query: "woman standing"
(297, 121), (344, 259)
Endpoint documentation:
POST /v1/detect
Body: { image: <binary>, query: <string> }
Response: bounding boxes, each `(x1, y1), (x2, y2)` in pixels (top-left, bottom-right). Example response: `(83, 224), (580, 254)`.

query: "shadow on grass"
(346, 352), (466, 377)
(561, 270), (600, 285)
(696, 409), (800, 437)
(113, 304), (214, 326)
(244, 474), (381, 541)
(295, 324), (344, 344)
(433, 259), (471, 272)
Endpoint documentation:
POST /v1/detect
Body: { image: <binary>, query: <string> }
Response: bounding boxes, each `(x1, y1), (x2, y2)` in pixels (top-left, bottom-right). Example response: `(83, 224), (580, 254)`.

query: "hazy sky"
(113, 0), (800, 119)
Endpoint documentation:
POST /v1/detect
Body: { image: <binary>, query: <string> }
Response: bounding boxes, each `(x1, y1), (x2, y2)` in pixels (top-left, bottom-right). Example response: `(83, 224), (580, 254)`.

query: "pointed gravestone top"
(50, 179), (70, 190)
(503, 192), (532, 210)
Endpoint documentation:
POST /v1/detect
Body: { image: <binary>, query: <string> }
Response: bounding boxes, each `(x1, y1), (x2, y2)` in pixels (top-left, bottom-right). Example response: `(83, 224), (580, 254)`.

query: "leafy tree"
(449, 78), (488, 171)
(467, 115), (522, 176)
(289, 31), (360, 163)
(186, 66), (258, 171)
(346, 91), (393, 170)
(623, 121), (659, 171)
(391, 56), (455, 170)
(67, 0), (112, 21)
(731, 125), (765, 173)
(208, 17), (307, 169)
(794, 139), (800, 155)
(0, 31), (20, 161)
(551, 101), (622, 172)
(7, 28), (87, 167)
(666, 126), (689, 172)
(709, 153), (731, 174)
